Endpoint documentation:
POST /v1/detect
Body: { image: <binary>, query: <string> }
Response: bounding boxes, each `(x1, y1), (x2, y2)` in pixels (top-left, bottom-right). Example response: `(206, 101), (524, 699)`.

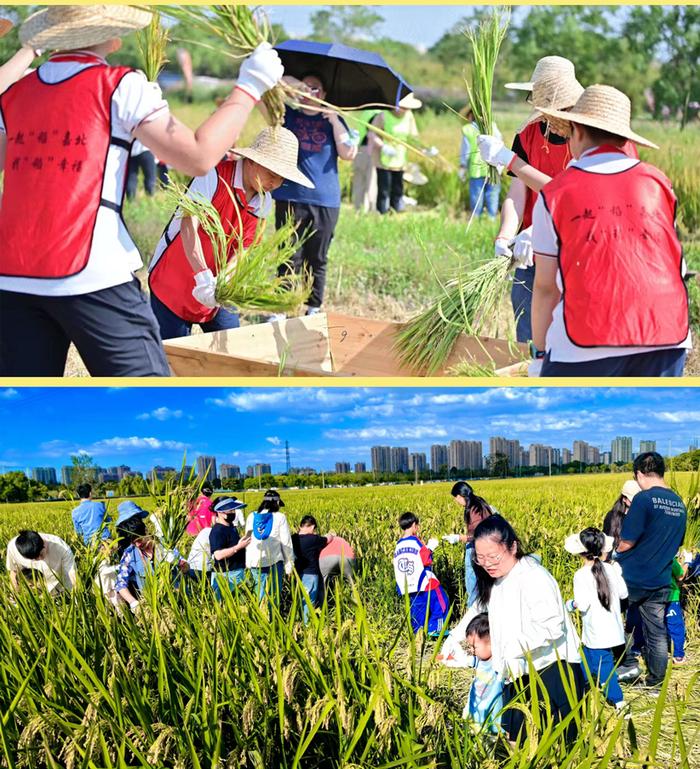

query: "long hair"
(472, 515), (525, 606)
(579, 527), (612, 611)
(451, 481), (473, 501)
(465, 494), (493, 530)
(602, 495), (627, 551)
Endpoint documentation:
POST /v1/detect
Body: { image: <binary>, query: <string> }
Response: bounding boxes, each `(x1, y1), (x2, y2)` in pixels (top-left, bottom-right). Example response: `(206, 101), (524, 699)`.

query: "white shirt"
(149, 158), (272, 273)
(244, 512), (294, 570)
(187, 527), (213, 572)
(532, 146), (692, 362)
(0, 53), (169, 296)
(452, 557), (580, 682)
(6, 533), (76, 593)
(573, 561), (628, 649)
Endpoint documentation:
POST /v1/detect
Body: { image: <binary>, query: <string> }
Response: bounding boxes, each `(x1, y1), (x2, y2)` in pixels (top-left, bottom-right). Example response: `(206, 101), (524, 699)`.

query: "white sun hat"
(565, 531), (615, 556)
(621, 479), (642, 501)
(505, 55), (577, 91)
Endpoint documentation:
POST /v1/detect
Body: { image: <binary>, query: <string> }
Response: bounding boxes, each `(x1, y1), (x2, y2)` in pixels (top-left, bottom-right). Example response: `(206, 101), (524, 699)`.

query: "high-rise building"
(489, 437), (521, 468)
(115, 465), (131, 480)
(289, 466), (317, 476)
(335, 462), (351, 473)
(371, 446), (391, 474)
(528, 444), (551, 468)
(220, 464), (241, 480)
(246, 463), (272, 478)
(409, 453), (427, 472)
(639, 440), (656, 454)
(98, 470), (119, 483)
(430, 444), (449, 472)
(611, 436), (633, 464)
(586, 445), (601, 465)
(390, 447), (409, 473)
(149, 465), (176, 480)
(196, 455), (218, 482)
(573, 441), (590, 463)
(60, 465), (73, 486)
(354, 462), (366, 474)
(449, 440), (483, 471)
(520, 449), (530, 468)
(561, 448), (572, 464)
(32, 467), (57, 485)
(602, 451), (612, 465)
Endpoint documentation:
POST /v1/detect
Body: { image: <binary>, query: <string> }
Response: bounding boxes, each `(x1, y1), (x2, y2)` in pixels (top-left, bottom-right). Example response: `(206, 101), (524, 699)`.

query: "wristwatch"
(529, 341), (545, 360)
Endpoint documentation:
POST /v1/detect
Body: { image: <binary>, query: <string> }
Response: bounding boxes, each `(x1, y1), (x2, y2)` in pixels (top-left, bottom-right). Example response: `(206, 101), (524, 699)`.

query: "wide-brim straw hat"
(20, 5), (152, 52)
(234, 127), (315, 189)
(404, 163), (428, 185)
(519, 73), (585, 137)
(621, 479), (642, 501)
(0, 18), (13, 38)
(538, 84), (658, 149)
(399, 93), (422, 110)
(565, 531), (615, 556)
(505, 55), (576, 91)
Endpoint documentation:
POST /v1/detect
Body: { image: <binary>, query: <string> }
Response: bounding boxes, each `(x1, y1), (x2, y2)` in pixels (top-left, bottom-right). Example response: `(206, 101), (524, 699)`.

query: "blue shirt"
(618, 486), (687, 589)
(272, 107), (347, 207)
(71, 499), (109, 544)
(467, 656), (503, 732)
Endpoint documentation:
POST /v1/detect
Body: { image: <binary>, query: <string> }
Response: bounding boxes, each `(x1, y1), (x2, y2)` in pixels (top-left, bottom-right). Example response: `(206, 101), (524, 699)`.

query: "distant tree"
(0, 471), (30, 503)
(70, 454), (98, 489)
(486, 452), (509, 478)
(310, 6), (384, 44)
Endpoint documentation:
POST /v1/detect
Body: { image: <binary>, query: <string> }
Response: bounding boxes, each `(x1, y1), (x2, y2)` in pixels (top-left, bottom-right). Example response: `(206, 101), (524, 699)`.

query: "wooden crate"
(163, 312), (528, 377)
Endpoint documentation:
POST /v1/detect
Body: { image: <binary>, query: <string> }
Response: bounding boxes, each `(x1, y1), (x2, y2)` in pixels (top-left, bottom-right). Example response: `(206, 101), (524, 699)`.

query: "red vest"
(542, 149), (687, 348)
(148, 159), (261, 324)
(0, 55), (133, 278)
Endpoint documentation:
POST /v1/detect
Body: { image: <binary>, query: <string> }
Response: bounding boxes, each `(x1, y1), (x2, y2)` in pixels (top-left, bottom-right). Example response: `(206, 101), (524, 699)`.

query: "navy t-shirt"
(617, 486), (687, 589)
(292, 533), (328, 575)
(209, 523), (245, 571)
(272, 107), (347, 208)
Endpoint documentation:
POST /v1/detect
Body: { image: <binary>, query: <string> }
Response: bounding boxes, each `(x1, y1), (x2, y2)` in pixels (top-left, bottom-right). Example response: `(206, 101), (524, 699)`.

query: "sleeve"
(112, 70), (170, 136)
(209, 528), (224, 558)
(531, 194), (559, 257)
(60, 542), (76, 585)
(614, 566), (629, 600)
(459, 134), (469, 167)
(115, 550), (134, 592)
(409, 112), (419, 138)
(672, 558), (684, 582)
(573, 571), (591, 612)
(186, 169), (219, 206)
(620, 497), (647, 543)
(419, 544), (433, 567)
(278, 515), (295, 566)
(71, 508), (82, 537)
(507, 132), (528, 177)
(5, 540), (17, 572)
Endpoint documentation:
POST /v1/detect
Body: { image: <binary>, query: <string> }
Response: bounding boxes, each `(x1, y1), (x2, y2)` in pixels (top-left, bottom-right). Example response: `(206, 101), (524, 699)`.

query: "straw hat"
(519, 73), (584, 137)
(564, 531), (615, 556)
(234, 127), (315, 189)
(538, 84), (658, 149)
(19, 5), (152, 52)
(505, 55), (576, 91)
(399, 93), (422, 110)
(621, 479), (642, 501)
(0, 18), (13, 39)
(404, 163), (428, 186)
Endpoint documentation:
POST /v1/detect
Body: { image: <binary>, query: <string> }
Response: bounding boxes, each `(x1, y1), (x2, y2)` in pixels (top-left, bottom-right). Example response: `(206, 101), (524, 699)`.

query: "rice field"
(0, 474), (698, 768)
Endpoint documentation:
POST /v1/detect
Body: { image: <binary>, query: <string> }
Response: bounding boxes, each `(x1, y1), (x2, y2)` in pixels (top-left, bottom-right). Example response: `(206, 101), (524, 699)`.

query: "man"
(0, 5), (283, 376)
(71, 483), (109, 544)
(6, 530), (76, 594)
(149, 127), (313, 340)
(616, 452), (687, 688)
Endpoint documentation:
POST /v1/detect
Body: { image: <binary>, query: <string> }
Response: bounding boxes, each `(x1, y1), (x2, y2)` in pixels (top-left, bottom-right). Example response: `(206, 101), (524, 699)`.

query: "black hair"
(399, 512), (419, 530)
(575, 123), (627, 147)
(116, 515), (147, 558)
(77, 484), (92, 499)
(578, 527), (612, 611)
(472, 515), (524, 605)
(201, 486), (213, 496)
(602, 495), (627, 551)
(465, 612), (490, 640)
(15, 530), (44, 560)
(300, 71), (327, 93)
(465, 495), (493, 530)
(633, 451), (665, 478)
(299, 515), (318, 528)
(451, 481), (473, 500)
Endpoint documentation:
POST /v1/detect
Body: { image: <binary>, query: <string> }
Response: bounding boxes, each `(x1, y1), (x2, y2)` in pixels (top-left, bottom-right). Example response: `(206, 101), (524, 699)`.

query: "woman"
(446, 481), (494, 606)
(244, 490), (295, 603)
(452, 516), (583, 743)
(186, 486), (215, 536)
(603, 480), (641, 551)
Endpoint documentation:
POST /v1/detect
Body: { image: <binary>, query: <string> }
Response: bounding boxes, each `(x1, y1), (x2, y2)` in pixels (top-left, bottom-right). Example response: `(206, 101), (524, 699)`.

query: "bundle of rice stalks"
(463, 7), (510, 184)
(136, 10), (169, 82)
(166, 179), (312, 313)
(147, 463), (200, 551)
(395, 254), (513, 375)
(163, 5), (285, 125)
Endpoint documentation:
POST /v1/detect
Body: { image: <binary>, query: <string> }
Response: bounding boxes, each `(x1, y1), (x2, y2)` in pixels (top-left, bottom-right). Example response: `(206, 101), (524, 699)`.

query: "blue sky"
(0, 387), (698, 474)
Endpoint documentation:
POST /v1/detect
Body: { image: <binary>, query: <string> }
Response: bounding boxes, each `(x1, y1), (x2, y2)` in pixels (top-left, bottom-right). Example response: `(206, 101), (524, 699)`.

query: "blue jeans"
(250, 561), (284, 605)
(150, 291), (240, 341)
(541, 348), (686, 378)
(582, 647), (624, 705)
(211, 568), (246, 601)
(666, 601), (686, 658)
(300, 572), (320, 623)
(468, 177), (500, 218)
(511, 264), (534, 342)
(464, 542), (478, 607)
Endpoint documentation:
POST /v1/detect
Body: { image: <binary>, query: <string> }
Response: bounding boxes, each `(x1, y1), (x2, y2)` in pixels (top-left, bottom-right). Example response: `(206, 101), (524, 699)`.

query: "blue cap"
(116, 500), (149, 526)
(213, 497), (247, 513)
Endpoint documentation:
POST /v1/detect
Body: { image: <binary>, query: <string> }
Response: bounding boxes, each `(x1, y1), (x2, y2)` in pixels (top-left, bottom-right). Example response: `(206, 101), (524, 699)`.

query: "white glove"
(236, 42), (284, 102)
(457, 167), (467, 182)
(426, 537), (439, 552)
(565, 599), (577, 613)
(494, 237), (513, 259)
(512, 227), (534, 269)
(284, 561), (294, 576)
(477, 134), (515, 170)
(381, 144), (398, 158)
(442, 534), (461, 545)
(129, 600), (140, 614)
(347, 128), (361, 147)
(528, 358), (543, 377)
(424, 145), (439, 158)
(192, 269), (219, 309)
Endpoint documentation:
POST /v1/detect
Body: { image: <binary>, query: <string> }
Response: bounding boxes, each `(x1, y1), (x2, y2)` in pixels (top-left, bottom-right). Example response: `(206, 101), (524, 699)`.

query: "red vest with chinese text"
(148, 159), (261, 324)
(541, 150), (687, 348)
(0, 57), (133, 278)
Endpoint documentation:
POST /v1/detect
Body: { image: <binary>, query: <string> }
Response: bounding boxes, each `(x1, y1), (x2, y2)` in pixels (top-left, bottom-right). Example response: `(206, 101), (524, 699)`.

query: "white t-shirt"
(244, 511), (294, 570)
(0, 53), (169, 296)
(532, 146), (692, 362)
(573, 561), (628, 649)
(6, 533), (75, 593)
(187, 527), (213, 572)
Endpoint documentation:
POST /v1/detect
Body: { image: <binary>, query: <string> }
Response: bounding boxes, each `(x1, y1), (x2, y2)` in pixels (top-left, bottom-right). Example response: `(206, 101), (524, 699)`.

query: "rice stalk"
(463, 8), (510, 184)
(135, 10), (169, 83)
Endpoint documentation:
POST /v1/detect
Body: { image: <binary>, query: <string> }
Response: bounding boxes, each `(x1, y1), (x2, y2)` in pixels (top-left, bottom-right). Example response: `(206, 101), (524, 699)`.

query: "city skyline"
(0, 387), (696, 477)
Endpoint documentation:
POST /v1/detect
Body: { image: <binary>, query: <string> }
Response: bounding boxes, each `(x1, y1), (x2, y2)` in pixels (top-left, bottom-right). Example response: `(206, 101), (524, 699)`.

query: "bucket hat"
(116, 500), (148, 527)
(398, 93), (422, 110)
(505, 55), (576, 91)
(234, 127), (315, 189)
(621, 479), (642, 501)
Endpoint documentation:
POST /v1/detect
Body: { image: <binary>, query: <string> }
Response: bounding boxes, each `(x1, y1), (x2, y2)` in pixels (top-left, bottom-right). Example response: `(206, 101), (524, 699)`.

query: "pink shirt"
(186, 495), (215, 536)
(320, 536), (355, 560)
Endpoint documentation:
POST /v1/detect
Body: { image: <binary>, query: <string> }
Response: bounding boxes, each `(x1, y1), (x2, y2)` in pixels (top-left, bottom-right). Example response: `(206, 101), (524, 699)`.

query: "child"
(667, 555), (686, 664)
(291, 515), (334, 623)
(565, 527), (628, 709)
(393, 512), (450, 637)
(462, 613), (503, 732)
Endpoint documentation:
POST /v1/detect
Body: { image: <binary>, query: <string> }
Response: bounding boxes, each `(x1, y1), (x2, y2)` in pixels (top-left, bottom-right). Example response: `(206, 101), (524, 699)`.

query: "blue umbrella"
(274, 39), (413, 109)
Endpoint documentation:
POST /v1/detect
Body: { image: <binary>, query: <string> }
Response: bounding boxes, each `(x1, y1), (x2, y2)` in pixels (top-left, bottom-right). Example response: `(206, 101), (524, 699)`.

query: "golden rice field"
(0, 474), (698, 768)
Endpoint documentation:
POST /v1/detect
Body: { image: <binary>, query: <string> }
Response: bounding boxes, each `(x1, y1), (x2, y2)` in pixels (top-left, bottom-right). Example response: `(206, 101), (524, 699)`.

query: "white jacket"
(244, 512), (294, 571)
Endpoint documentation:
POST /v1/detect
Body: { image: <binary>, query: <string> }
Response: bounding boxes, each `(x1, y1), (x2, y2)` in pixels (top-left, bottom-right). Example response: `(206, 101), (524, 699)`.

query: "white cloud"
(324, 425), (448, 441)
(266, 436), (281, 446)
(658, 411), (700, 424)
(39, 435), (190, 457)
(208, 388), (362, 412)
(0, 388), (18, 399)
(137, 406), (184, 421)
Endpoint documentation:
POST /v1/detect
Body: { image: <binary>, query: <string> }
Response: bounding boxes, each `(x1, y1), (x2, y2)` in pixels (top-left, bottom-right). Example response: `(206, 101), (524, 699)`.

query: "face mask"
(224, 512), (239, 525)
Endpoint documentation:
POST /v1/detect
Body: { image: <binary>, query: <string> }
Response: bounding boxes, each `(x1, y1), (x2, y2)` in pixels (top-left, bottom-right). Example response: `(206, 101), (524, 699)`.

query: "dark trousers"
(511, 264), (535, 342)
(150, 291), (240, 340)
(275, 201), (340, 309)
(0, 278), (170, 376)
(126, 151), (156, 199)
(376, 168), (404, 214)
(541, 348), (686, 377)
(621, 585), (670, 686)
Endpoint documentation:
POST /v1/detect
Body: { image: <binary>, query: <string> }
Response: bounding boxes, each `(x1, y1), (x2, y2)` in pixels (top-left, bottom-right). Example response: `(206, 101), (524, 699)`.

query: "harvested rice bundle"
(148, 467), (200, 551)
(136, 10), (168, 82)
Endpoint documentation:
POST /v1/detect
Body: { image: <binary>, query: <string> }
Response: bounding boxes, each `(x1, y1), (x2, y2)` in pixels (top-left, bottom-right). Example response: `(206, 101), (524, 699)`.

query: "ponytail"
(579, 527), (612, 612)
(590, 557), (612, 611)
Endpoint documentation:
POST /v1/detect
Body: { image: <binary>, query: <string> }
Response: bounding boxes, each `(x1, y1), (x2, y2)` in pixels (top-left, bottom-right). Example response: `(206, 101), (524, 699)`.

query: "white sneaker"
(306, 307), (322, 316)
(268, 313), (287, 324)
